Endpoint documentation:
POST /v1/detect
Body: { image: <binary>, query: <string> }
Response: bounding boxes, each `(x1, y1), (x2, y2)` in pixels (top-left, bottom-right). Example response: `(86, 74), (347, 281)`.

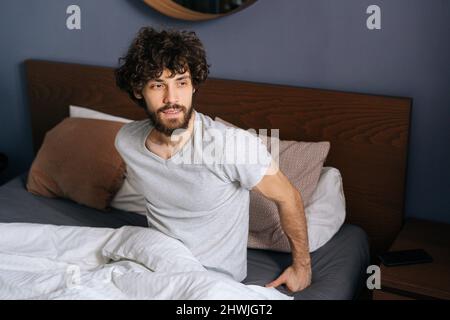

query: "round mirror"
(143, 0), (257, 21)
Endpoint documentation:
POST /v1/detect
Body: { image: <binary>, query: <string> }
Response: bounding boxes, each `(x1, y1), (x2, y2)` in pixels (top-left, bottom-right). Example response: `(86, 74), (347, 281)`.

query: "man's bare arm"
(253, 160), (312, 292)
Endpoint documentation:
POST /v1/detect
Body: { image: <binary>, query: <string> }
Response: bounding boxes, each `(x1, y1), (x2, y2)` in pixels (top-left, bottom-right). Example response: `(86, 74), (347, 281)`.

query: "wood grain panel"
(25, 59), (412, 255)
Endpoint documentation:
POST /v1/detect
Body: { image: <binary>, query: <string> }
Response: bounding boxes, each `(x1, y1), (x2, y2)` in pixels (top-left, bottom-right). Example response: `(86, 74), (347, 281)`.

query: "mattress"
(0, 173), (370, 300)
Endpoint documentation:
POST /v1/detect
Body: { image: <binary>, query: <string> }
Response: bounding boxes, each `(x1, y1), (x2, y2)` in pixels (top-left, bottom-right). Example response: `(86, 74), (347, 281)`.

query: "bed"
(0, 59), (412, 300)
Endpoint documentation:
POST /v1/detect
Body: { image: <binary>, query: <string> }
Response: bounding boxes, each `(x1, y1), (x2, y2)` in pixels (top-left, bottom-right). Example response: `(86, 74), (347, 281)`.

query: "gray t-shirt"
(115, 110), (272, 281)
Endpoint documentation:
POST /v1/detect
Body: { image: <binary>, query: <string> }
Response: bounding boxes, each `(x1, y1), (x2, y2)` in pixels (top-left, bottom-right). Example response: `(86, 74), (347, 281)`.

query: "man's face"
(136, 68), (195, 136)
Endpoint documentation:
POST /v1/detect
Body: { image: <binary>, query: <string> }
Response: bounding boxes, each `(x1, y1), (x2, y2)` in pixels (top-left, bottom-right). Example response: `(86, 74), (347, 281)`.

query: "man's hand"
(265, 263), (312, 293)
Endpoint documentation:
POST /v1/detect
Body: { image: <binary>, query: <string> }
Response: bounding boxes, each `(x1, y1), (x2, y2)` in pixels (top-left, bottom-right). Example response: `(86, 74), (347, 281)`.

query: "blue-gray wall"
(1, 0), (449, 223)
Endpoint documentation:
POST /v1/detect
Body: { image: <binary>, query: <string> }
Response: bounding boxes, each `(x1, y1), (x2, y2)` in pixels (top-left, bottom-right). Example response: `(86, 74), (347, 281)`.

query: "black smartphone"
(378, 249), (433, 267)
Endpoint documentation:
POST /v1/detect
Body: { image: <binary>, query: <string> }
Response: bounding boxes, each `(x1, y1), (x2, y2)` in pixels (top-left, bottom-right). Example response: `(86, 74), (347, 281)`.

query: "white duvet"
(0, 223), (292, 300)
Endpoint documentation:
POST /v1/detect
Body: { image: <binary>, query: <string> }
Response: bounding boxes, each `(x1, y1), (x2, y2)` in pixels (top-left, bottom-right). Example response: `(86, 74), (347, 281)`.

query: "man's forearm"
(277, 188), (311, 267)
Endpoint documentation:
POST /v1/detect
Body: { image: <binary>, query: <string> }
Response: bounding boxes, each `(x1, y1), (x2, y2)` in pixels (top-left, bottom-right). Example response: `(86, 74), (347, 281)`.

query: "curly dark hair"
(115, 27), (210, 109)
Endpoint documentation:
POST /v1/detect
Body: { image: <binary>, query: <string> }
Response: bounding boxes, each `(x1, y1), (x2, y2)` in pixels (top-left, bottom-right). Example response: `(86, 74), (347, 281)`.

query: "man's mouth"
(160, 107), (183, 118)
(162, 107), (181, 114)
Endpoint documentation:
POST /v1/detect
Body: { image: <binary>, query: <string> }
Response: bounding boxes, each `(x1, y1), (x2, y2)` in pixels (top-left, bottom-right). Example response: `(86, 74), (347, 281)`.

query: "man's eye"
(178, 81), (187, 86)
(151, 84), (164, 89)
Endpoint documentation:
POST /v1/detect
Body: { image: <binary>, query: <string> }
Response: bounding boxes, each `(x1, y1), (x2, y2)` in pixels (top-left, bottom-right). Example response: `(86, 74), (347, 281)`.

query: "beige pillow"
(215, 117), (330, 252)
(27, 117), (126, 210)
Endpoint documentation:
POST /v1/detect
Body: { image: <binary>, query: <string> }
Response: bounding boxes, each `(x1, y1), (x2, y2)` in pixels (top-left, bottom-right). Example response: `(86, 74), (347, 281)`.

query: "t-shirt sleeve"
(220, 128), (273, 190)
(114, 126), (125, 157)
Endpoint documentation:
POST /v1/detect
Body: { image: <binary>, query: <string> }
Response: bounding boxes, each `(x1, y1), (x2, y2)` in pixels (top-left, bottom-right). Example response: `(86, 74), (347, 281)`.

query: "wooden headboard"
(25, 59), (412, 255)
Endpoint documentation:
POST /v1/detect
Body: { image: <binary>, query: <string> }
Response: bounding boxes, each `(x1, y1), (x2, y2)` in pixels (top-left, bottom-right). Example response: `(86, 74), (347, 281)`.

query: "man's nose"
(163, 86), (179, 105)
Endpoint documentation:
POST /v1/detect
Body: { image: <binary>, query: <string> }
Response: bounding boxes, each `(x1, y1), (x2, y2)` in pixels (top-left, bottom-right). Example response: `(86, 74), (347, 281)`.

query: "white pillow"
(306, 167), (346, 252)
(69, 105), (133, 123)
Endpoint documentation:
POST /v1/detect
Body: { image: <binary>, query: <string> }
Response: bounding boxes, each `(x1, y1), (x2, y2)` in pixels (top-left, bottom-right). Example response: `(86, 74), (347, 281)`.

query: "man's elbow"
(276, 185), (303, 208)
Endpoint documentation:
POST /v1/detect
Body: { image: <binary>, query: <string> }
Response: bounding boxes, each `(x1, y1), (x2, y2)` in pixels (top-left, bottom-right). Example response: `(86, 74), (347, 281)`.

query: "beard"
(145, 103), (194, 137)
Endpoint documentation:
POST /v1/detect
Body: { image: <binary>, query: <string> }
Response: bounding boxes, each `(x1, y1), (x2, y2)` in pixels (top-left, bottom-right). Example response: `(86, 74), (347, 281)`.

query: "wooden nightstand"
(373, 218), (450, 300)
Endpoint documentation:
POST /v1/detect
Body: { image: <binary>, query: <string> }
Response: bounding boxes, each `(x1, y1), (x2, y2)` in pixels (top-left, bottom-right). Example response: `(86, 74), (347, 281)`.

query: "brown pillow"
(215, 117), (330, 252)
(27, 117), (126, 210)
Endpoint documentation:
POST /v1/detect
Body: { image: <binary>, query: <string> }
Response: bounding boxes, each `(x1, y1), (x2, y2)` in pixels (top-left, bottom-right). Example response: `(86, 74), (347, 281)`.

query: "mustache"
(158, 104), (186, 113)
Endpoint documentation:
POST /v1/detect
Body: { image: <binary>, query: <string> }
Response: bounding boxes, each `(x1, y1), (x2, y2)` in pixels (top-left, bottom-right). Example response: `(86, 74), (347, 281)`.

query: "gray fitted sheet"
(0, 173), (370, 300)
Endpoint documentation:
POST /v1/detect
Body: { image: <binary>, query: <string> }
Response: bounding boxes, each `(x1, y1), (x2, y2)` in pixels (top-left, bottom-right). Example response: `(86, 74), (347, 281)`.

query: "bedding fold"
(0, 223), (292, 300)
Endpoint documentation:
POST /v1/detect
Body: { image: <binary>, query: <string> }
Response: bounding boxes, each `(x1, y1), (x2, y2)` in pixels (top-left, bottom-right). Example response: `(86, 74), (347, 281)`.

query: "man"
(115, 27), (311, 293)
